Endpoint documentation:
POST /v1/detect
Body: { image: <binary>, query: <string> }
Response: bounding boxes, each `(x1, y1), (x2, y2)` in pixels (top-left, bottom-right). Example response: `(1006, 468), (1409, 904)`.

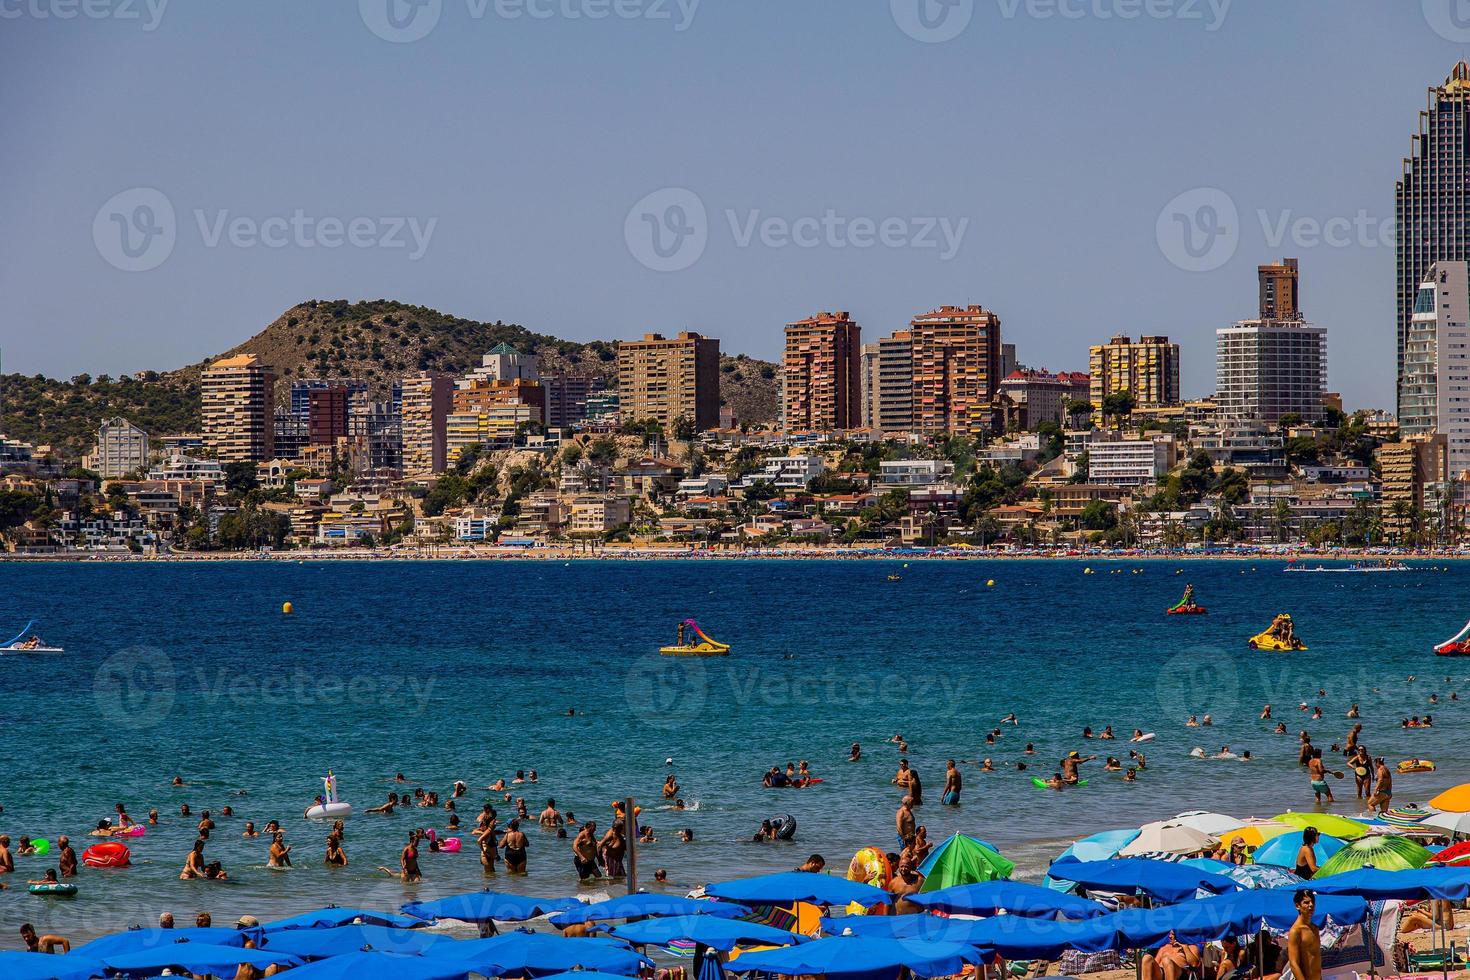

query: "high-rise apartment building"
(616, 332), (721, 431)
(290, 378), (366, 420)
(308, 386), (349, 446)
(783, 311), (862, 431)
(1088, 335), (1182, 411)
(1379, 433), (1449, 539)
(1397, 63), (1470, 419)
(95, 417), (149, 479)
(1215, 319), (1328, 424)
(201, 354), (276, 463)
(400, 372), (453, 475)
(544, 374), (605, 428)
(908, 305), (1002, 435)
(1402, 261), (1470, 477)
(1258, 258), (1301, 321)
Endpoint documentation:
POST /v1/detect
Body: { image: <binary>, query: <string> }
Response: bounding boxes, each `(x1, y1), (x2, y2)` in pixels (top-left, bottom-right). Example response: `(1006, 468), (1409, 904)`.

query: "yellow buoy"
(282, 601), (294, 615)
(986, 579), (995, 587)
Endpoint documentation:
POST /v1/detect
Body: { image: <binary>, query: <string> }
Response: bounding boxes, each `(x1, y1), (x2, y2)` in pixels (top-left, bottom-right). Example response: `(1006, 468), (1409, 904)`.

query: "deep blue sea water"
(2, 557), (1469, 943)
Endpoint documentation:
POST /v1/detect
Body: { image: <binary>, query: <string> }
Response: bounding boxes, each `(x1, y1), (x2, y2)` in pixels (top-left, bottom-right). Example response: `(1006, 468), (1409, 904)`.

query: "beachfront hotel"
(1215, 319), (1328, 424)
(1396, 62), (1470, 420)
(782, 311), (863, 432)
(1087, 334), (1181, 413)
(616, 331), (721, 432)
(1402, 261), (1470, 478)
(201, 354), (276, 463)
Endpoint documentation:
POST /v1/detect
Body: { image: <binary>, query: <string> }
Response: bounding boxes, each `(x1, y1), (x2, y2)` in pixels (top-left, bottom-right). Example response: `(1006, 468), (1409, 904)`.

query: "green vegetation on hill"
(1, 372), (199, 456)
(1, 299), (781, 455)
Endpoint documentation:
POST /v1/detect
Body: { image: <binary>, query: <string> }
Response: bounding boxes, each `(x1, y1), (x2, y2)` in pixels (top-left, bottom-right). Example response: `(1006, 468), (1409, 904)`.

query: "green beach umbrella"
(1271, 812), (1371, 840)
(916, 834), (1015, 890)
(1315, 835), (1433, 876)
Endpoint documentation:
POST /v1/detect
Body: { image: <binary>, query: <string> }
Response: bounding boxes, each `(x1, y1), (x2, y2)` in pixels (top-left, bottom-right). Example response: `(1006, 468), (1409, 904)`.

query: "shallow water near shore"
(1, 557), (1468, 943)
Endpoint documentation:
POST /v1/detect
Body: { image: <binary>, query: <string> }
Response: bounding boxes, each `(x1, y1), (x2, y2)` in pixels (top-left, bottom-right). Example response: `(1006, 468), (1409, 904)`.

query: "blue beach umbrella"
(824, 912), (1119, 959)
(1219, 864), (1304, 890)
(264, 949), (474, 980)
(0, 951), (106, 980)
(402, 890), (582, 924)
(551, 892), (749, 927)
(609, 915), (809, 952)
(910, 880), (1108, 919)
(1046, 828), (1143, 891)
(421, 931), (651, 976)
(73, 926), (254, 957)
(732, 935), (982, 978)
(1252, 831), (1346, 870)
(1302, 866), (1470, 900)
(260, 924), (461, 959)
(97, 942), (304, 975)
(698, 944), (728, 980)
(1110, 889), (1366, 948)
(1047, 858), (1238, 904)
(705, 871), (889, 908)
(263, 906), (427, 931)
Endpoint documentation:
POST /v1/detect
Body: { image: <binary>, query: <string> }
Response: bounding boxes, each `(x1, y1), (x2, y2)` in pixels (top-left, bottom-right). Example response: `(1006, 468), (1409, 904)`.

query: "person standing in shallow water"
(942, 760), (961, 805)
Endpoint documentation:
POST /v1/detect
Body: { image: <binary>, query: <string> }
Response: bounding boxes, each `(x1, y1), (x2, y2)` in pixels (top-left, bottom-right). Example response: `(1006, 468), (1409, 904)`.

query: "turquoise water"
(1, 558), (1468, 943)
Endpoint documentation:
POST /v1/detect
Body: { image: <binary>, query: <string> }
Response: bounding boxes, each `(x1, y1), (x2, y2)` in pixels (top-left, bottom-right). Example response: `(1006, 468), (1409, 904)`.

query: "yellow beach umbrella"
(1217, 819), (1294, 849)
(1271, 812), (1371, 839)
(1429, 784), (1470, 813)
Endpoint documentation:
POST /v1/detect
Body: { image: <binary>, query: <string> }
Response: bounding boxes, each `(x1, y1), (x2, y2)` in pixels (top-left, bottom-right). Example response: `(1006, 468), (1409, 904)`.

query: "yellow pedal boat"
(660, 619), (731, 657)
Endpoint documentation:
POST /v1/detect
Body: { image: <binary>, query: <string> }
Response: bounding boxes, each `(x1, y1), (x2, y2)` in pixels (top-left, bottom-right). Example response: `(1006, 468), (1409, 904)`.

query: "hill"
(1, 299), (781, 455)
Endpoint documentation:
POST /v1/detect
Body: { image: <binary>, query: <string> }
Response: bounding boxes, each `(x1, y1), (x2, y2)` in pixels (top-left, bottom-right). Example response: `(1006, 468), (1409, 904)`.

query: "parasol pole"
(625, 796), (638, 895)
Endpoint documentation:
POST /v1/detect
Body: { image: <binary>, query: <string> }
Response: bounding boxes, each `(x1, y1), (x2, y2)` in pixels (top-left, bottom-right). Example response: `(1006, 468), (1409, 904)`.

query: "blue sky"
(0, 0), (1463, 409)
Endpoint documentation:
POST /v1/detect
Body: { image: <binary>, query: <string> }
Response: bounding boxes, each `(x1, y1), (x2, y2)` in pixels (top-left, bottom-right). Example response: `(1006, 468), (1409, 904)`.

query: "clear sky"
(1, 0), (1464, 409)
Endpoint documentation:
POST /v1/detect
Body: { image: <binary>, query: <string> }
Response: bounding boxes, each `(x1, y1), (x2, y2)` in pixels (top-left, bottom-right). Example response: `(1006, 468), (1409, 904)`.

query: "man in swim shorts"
(572, 821), (600, 880)
(1307, 749), (1333, 803)
(942, 760), (961, 805)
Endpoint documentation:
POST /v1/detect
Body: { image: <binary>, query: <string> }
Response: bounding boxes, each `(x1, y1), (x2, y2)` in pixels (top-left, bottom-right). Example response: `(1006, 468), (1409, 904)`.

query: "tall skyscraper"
(201, 354), (276, 463)
(1215, 319), (1328, 424)
(1396, 62), (1470, 419)
(1088, 335), (1181, 411)
(908, 305), (1002, 435)
(1402, 261), (1470, 477)
(1258, 257), (1301, 321)
(400, 371), (453, 475)
(308, 386), (349, 446)
(616, 332), (721, 431)
(783, 311), (863, 431)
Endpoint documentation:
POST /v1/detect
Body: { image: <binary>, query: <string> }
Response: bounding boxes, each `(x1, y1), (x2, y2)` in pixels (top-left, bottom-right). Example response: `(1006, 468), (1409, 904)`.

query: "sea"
(1, 557), (1467, 942)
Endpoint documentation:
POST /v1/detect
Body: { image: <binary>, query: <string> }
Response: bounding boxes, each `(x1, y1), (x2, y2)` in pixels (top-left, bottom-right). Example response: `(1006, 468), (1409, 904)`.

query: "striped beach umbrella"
(1381, 805), (1435, 828)
(1316, 836), (1434, 876)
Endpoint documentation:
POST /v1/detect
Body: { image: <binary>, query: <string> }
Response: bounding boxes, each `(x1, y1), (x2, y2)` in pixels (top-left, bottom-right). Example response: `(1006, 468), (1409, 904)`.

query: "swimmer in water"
(849, 742), (861, 762)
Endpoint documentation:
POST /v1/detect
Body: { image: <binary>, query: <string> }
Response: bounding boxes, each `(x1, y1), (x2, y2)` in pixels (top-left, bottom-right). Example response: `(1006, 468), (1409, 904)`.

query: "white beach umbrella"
(1419, 810), (1470, 837)
(1171, 811), (1245, 837)
(1118, 820), (1218, 856)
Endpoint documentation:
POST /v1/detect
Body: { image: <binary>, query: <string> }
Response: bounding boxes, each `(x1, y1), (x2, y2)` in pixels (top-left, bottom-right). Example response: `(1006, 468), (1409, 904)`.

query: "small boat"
(1167, 605), (1207, 616)
(659, 619), (731, 657)
(1284, 559), (1409, 573)
(1248, 614), (1307, 651)
(1435, 619), (1470, 656)
(0, 621), (63, 654)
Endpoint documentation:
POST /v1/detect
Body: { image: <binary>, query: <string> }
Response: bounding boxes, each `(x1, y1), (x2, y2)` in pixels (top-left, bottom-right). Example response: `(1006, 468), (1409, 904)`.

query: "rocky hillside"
(2, 299), (781, 455)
